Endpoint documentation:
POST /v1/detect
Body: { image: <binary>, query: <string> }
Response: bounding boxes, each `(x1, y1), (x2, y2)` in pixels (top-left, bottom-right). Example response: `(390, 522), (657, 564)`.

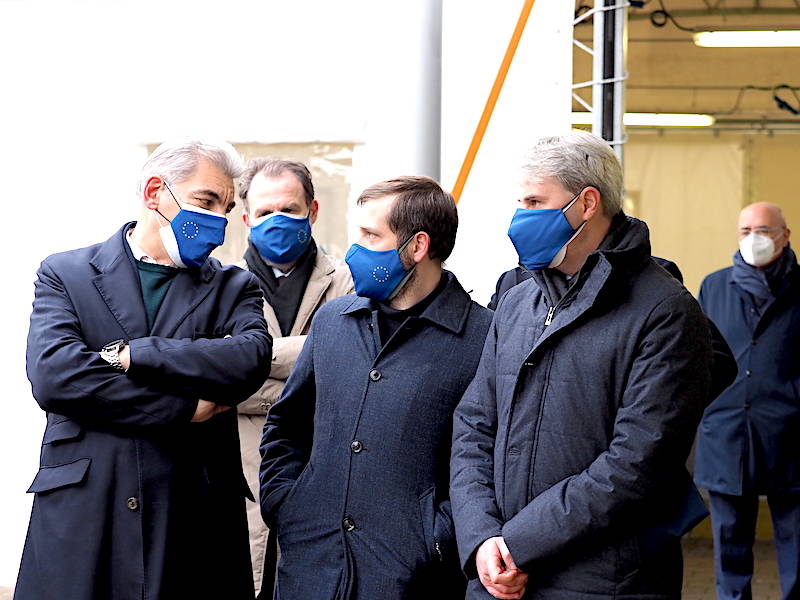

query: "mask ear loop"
(562, 188), (589, 234)
(547, 191), (590, 269)
(153, 178), (181, 225)
(387, 232), (421, 301)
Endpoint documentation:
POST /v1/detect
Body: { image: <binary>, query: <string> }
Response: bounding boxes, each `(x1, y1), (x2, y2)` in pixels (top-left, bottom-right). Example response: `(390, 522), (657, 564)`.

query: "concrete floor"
(683, 538), (782, 600)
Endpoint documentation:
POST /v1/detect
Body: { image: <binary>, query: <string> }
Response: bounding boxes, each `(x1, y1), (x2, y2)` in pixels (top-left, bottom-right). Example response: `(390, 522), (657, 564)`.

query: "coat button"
(127, 497), (139, 511)
(351, 440), (363, 453)
(746, 370), (752, 377)
(343, 516), (356, 531)
(369, 369), (382, 382)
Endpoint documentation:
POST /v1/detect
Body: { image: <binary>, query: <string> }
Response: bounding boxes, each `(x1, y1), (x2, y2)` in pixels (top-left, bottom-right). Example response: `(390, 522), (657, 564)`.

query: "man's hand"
(120, 345), (131, 371)
(476, 536), (528, 599)
(191, 399), (230, 422)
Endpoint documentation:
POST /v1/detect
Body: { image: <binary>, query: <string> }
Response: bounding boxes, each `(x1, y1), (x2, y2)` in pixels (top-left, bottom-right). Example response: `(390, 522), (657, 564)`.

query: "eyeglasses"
(738, 226), (785, 237)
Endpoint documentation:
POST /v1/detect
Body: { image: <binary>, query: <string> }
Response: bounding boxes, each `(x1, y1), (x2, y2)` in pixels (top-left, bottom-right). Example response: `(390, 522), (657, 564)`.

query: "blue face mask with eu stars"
(345, 234), (416, 301)
(249, 211), (312, 265)
(157, 180), (228, 269)
(507, 193), (586, 270)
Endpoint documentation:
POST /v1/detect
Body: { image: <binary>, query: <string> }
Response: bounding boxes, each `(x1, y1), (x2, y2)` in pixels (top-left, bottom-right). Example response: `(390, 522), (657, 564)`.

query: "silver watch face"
(103, 339), (126, 353)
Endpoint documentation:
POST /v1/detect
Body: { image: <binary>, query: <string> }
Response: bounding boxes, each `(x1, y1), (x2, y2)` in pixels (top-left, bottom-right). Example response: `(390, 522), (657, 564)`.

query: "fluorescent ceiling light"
(571, 112), (716, 127)
(694, 30), (800, 48)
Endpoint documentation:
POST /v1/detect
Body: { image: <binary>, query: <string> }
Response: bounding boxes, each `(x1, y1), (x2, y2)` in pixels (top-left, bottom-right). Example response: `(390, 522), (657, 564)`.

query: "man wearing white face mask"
(233, 157), (353, 598)
(695, 202), (800, 600)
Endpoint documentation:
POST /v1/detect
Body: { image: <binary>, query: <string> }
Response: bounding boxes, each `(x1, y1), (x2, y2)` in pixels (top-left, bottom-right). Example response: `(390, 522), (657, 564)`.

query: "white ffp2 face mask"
(739, 233), (776, 267)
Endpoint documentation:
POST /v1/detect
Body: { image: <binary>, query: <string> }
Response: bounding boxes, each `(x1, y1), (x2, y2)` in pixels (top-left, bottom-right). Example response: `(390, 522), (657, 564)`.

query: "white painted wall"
(0, 0), (573, 587)
(442, 0), (574, 304)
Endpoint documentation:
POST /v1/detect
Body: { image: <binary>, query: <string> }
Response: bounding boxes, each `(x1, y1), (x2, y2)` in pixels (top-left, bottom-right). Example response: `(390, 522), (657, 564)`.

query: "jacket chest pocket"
(42, 417), (83, 445)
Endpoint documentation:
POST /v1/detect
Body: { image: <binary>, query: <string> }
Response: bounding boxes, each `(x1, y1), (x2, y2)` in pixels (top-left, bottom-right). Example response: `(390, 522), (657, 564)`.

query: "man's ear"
(143, 176), (164, 210)
(410, 231), (431, 263)
(242, 212), (251, 228)
(309, 199), (320, 225)
(580, 186), (602, 221)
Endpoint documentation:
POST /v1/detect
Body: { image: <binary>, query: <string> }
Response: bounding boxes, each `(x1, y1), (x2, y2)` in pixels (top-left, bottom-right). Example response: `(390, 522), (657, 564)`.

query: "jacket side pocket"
(27, 458), (91, 494)
(418, 486), (438, 561)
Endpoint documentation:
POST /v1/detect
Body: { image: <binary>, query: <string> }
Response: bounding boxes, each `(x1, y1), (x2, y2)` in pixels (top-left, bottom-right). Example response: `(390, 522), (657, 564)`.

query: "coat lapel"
(150, 265), (216, 337)
(263, 302), (282, 340)
(290, 253), (335, 336)
(91, 223), (149, 341)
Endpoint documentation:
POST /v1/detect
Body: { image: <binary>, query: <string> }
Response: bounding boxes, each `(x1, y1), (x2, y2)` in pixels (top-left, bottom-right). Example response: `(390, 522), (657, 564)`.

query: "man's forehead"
(520, 174), (563, 193)
(186, 180), (235, 205)
(252, 170), (303, 194)
(358, 195), (395, 226)
(739, 204), (782, 227)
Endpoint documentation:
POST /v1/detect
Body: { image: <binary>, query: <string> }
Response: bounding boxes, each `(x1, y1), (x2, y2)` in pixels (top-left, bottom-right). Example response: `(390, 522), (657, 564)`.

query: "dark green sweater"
(136, 261), (179, 331)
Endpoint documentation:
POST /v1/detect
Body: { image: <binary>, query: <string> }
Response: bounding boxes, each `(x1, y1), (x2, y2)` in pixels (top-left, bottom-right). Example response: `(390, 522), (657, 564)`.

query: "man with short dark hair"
(15, 139), (272, 600)
(260, 176), (492, 599)
(695, 202), (800, 600)
(451, 131), (717, 599)
(234, 157), (353, 597)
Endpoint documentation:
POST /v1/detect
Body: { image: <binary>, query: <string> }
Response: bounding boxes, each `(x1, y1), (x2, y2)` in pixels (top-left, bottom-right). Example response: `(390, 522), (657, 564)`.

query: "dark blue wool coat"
(15, 223), (271, 600)
(694, 255), (800, 495)
(451, 217), (714, 599)
(260, 271), (492, 600)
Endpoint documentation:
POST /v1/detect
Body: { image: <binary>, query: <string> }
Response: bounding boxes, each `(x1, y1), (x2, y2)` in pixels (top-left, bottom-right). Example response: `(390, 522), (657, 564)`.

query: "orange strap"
(451, 0), (536, 203)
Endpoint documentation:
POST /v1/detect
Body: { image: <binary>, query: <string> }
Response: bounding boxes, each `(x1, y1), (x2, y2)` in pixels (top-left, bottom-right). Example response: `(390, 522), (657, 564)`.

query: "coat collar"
(238, 243), (339, 338)
(340, 270), (472, 335)
(90, 222), (217, 339)
(90, 222), (217, 283)
(524, 215), (651, 355)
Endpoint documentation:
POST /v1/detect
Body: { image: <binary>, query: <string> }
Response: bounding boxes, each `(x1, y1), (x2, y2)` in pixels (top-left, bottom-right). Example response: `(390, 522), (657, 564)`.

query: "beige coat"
(237, 247), (354, 415)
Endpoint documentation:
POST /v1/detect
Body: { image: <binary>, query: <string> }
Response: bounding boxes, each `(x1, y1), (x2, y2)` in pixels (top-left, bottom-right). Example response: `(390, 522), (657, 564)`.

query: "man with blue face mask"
(260, 176), (492, 599)
(695, 202), (800, 600)
(15, 139), (272, 600)
(233, 157), (353, 599)
(450, 131), (720, 599)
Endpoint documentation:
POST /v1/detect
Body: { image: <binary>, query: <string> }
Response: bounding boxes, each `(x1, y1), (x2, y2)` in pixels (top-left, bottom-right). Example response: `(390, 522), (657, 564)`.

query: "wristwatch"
(100, 339), (127, 372)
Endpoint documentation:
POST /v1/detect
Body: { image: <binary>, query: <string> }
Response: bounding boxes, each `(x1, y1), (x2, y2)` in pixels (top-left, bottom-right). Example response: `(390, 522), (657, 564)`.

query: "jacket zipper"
(544, 306), (556, 326)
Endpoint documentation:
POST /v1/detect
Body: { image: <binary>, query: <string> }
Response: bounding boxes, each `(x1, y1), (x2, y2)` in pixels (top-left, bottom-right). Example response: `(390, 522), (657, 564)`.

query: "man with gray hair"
(451, 130), (717, 598)
(15, 139), (271, 600)
(234, 157), (353, 598)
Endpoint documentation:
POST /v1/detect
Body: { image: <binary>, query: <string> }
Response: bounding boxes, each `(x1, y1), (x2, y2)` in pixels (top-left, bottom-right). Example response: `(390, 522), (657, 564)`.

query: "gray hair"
(522, 130), (623, 217)
(138, 138), (244, 196)
(238, 157), (315, 213)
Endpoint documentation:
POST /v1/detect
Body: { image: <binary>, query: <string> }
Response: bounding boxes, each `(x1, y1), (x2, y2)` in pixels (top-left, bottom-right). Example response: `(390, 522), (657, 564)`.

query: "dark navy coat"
(451, 217), (714, 599)
(15, 224), (271, 600)
(260, 271), (492, 600)
(487, 259), (684, 310)
(695, 258), (800, 495)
